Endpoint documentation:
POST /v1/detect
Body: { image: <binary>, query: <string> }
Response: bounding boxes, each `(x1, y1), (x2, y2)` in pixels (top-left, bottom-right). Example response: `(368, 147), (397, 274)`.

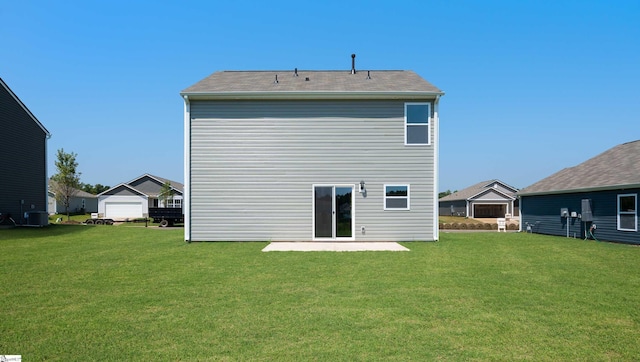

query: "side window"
(405, 103), (430, 145)
(618, 194), (637, 231)
(384, 185), (410, 210)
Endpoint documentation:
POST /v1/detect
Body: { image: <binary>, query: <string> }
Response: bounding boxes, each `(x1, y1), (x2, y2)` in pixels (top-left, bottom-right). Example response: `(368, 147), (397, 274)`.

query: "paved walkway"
(262, 242), (410, 252)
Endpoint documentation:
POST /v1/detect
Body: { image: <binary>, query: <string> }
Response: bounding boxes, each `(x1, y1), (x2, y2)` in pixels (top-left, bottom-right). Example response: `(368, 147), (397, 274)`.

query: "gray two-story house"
(1, 78), (50, 226)
(181, 63), (443, 242)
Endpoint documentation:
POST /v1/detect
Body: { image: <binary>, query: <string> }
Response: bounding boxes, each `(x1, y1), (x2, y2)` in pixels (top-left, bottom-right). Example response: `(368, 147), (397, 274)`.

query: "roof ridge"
(220, 70), (408, 73)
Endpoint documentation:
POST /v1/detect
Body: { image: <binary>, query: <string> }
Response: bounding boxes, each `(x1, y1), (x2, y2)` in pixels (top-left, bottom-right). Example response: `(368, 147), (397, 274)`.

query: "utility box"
(27, 211), (49, 226)
(561, 208), (569, 217)
(581, 199), (593, 222)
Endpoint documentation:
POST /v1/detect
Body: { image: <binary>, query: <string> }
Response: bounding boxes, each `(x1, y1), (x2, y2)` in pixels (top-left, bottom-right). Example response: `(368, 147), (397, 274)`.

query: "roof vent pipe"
(367, 70), (371, 79)
(294, 68), (298, 77)
(274, 74), (278, 84)
(351, 53), (356, 74)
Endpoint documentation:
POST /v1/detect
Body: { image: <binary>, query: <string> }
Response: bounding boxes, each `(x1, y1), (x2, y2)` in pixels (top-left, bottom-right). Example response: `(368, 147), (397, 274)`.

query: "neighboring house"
(48, 180), (98, 214)
(181, 61), (444, 242)
(518, 140), (640, 244)
(439, 180), (519, 219)
(0, 77), (51, 226)
(97, 174), (183, 220)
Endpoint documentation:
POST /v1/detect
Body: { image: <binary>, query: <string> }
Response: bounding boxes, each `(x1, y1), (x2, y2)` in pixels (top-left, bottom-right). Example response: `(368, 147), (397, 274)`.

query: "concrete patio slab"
(262, 242), (410, 252)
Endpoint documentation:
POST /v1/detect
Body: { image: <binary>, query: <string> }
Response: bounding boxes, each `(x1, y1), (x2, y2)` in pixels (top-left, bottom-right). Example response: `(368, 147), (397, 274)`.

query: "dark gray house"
(0, 78), (51, 226)
(518, 140), (640, 244)
(181, 63), (444, 242)
(439, 180), (519, 218)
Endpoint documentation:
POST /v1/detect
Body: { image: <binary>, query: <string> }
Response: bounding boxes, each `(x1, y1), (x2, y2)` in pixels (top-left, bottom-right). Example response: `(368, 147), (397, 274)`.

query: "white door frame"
(312, 184), (355, 241)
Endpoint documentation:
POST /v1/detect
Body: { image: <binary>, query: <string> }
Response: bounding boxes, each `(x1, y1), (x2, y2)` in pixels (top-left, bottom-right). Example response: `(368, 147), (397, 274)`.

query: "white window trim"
(404, 102), (431, 146)
(617, 193), (637, 231)
(384, 184), (410, 211)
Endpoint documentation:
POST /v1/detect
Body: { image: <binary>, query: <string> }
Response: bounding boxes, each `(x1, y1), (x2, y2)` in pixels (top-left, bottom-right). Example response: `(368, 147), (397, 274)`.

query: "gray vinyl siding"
(189, 99), (435, 241)
(474, 190), (509, 201)
(129, 177), (165, 195)
(103, 185), (144, 196)
(520, 189), (640, 244)
(0, 84), (48, 223)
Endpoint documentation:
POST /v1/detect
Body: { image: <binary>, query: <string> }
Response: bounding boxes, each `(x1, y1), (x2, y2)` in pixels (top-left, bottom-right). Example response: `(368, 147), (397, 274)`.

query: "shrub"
(491, 223), (498, 230)
(467, 223), (476, 230)
(451, 222), (460, 229)
(460, 223), (468, 229)
(443, 223), (451, 230)
(439, 223), (444, 229)
(508, 223), (519, 230)
(482, 223), (492, 230)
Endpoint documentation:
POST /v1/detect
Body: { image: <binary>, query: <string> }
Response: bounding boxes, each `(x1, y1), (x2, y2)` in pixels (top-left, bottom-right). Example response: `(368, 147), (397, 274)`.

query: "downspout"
(518, 196), (523, 232)
(433, 95), (441, 241)
(183, 95), (191, 242)
(44, 132), (52, 216)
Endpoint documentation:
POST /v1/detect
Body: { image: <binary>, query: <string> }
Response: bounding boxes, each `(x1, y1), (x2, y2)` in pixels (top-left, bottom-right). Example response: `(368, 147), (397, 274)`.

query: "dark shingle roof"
(518, 140), (640, 195)
(440, 180), (517, 201)
(145, 174), (184, 193)
(181, 70), (443, 95)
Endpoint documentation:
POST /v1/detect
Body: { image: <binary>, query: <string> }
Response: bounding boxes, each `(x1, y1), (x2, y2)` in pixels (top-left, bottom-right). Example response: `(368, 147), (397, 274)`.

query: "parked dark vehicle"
(149, 207), (183, 227)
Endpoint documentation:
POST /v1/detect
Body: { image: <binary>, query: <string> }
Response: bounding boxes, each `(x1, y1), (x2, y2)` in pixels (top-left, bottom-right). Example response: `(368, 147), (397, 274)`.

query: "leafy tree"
(159, 181), (175, 207)
(439, 189), (456, 199)
(93, 184), (110, 194)
(50, 149), (81, 220)
(81, 183), (110, 195)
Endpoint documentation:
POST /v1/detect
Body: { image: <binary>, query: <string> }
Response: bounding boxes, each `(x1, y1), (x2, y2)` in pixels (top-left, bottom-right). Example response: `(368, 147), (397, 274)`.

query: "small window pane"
(386, 186), (408, 197)
(407, 125), (429, 144)
(406, 104), (430, 124)
(620, 214), (636, 230)
(386, 198), (408, 209)
(620, 196), (635, 212)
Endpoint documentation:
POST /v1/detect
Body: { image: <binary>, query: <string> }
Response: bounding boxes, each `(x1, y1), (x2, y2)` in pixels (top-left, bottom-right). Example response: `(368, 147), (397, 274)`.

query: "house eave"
(518, 183), (640, 197)
(0, 77), (51, 137)
(180, 91), (444, 101)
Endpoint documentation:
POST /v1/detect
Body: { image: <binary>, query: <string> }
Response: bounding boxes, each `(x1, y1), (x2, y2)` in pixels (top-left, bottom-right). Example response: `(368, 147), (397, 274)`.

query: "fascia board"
(468, 188), (515, 201)
(518, 183), (640, 197)
(482, 180), (519, 193)
(181, 91), (444, 101)
(0, 78), (51, 137)
(98, 183), (147, 197)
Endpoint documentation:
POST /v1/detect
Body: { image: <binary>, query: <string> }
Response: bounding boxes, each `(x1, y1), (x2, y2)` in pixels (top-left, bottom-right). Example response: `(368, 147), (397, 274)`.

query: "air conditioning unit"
(27, 211), (49, 226)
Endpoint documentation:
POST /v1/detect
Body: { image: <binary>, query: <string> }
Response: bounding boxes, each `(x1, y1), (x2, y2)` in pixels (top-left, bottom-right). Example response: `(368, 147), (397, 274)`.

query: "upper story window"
(405, 103), (431, 145)
(618, 194), (637, 231)
(384, 185), (410, 210)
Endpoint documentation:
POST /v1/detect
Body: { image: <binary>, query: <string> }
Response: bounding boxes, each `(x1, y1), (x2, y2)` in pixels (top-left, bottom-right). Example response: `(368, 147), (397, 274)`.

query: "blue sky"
(2, 0), (639, 192)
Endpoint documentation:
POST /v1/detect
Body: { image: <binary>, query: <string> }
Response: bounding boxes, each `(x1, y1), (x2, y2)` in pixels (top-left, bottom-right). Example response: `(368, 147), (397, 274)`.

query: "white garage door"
(105, 202), (143, 220)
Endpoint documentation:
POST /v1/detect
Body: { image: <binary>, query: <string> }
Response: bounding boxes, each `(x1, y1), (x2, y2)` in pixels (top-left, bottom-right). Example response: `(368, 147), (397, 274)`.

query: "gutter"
(433, 94), (441, 241)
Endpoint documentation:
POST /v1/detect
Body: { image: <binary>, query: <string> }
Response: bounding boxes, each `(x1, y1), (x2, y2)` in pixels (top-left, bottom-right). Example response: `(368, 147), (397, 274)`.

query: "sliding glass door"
(313, 185), (353, 239)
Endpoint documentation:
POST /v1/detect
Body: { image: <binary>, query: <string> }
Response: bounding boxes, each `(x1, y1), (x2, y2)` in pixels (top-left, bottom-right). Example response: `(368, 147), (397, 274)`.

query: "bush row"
(439, 223), (519, 230)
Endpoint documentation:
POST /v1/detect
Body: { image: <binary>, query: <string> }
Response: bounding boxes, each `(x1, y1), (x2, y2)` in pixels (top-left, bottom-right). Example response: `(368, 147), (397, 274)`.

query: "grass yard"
(1, 226), (639, 361)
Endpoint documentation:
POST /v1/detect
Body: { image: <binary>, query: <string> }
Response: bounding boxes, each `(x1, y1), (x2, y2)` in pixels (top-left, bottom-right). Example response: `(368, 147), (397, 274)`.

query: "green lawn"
(1, 226), (639, 361)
